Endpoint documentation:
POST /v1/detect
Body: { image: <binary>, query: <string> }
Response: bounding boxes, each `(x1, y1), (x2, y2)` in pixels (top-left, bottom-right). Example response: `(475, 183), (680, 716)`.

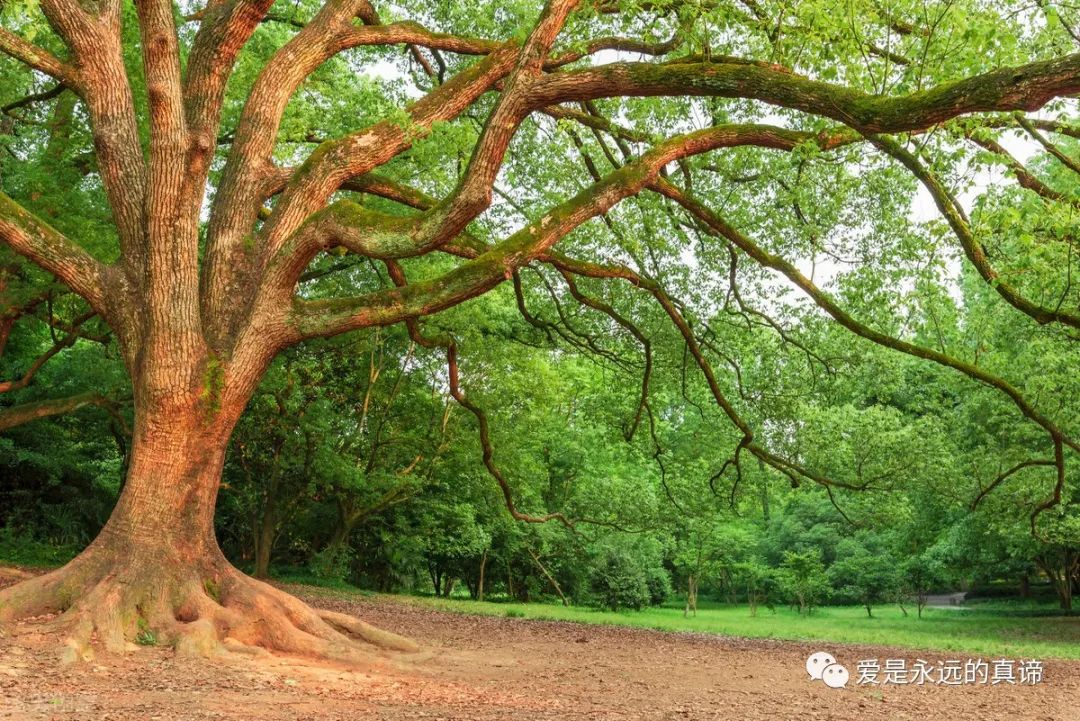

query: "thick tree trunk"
(326, 520), (351, 557)
(67, 404), (234, 591)
(252, 468), (282, 579)
(316, 499), (356, 571)
(0, 396), (417, 663)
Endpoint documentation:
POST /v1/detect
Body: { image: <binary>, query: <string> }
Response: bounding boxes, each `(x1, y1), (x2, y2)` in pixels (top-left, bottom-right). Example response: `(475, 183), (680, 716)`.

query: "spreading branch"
(0, 194), (111, 317)
(871, 134), (1080, 331)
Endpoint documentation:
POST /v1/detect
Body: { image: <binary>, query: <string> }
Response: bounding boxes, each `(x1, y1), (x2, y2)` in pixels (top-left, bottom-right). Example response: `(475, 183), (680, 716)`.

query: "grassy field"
(7, 548), (1079, 661)
(370, 594), (1080, 661)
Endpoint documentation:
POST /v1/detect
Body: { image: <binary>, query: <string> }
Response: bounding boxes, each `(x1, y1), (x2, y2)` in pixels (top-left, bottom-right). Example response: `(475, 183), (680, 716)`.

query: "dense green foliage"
(3, 0), (1080, 623)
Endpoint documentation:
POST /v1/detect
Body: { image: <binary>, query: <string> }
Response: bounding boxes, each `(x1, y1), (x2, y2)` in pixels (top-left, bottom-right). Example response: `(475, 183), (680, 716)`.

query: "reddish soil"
(1, 571), (1078, 720)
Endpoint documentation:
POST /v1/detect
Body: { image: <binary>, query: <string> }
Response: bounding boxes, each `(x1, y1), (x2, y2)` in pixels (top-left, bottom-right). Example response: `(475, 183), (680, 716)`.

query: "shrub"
(589, 547), (650, 612)
(644, 563), (672, 606)
(308, 545), (355, 583)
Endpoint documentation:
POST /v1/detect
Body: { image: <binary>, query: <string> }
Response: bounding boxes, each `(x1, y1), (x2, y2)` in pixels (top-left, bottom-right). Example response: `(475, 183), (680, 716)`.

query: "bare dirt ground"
(1, 569), (1078, 721)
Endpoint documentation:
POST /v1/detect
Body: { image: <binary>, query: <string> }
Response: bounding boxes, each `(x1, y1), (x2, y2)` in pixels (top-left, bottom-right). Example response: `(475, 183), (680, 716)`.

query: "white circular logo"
(806, 651), (836, 680)
(821, 662), (850, 688)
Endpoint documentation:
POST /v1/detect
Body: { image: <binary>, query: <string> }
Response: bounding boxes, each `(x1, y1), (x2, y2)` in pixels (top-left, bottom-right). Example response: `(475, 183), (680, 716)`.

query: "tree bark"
(252, 495), (277, 579)
(684, 574), (697, 618)
(477, 548), (487, 602)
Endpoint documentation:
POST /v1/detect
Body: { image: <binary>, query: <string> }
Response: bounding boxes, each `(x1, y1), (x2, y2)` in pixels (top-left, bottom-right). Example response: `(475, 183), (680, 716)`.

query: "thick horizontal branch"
(0, 390), (116, 432)
(527, 53), (1080, 133)
(545, 33), (681, 67)
(272, 202), (432, 282)
(339, 21), (499, 55)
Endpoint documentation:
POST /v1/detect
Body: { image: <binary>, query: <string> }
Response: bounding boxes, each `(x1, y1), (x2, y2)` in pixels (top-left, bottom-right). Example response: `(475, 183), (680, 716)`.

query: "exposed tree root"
(0, 550), (418, 665)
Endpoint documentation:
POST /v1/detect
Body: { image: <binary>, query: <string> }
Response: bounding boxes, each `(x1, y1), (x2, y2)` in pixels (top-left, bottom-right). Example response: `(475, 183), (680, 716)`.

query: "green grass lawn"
(6, 544), (1078, 661)
(378, 594), (1080, 661)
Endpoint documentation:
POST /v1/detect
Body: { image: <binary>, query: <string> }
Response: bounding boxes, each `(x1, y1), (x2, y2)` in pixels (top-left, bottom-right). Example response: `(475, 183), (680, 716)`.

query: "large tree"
(2, 0), (1080, 662)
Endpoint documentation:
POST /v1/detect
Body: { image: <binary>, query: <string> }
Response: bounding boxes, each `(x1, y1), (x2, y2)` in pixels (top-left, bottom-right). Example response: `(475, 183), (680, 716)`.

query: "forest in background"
(4, 204), (1079, 614)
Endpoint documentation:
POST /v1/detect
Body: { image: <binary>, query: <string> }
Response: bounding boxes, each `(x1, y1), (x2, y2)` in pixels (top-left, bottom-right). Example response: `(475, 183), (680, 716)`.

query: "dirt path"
(1, 579), (1078, 720)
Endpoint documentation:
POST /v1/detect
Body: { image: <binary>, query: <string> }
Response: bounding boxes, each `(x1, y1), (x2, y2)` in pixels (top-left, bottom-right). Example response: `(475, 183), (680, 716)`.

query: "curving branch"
(1, 83), (68, 118)
(0, 27), (76, 84)
(384, 260), (574, 529)
(206, 0), (503, 266)
(650, 178), (1080, 468)
(35, 0), (147, 265)
(184, 0), (278, 144)
(545, 33), (682, 68)
(373, 0), (582, 259)
(871, 134), (1080, 331)
(556, 269), (652, 441)
(0, 193), (111, 317)
(970, 458), (1057, 510)
(0, 310), (95, 394)
(966, 131), (1076, 206)
(1015, 114), (1080, 177)
(211, 40), (520, 346)
(283, 124), (831, 340)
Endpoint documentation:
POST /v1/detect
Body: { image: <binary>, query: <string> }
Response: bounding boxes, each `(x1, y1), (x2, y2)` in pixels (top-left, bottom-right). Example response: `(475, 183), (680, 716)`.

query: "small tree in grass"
(900, 551), (948, 618)
(778, 550), (830, 616)
(828, 538), (901, 618)
(734, 560), (777, 617)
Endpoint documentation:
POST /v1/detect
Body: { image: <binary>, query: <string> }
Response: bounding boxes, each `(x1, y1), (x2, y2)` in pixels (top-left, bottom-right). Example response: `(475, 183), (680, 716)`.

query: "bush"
(308, 544), (355, 583)
(644, 563), (672, 606)
(0, 526), (79, 568)
(588, 547), (650, 611)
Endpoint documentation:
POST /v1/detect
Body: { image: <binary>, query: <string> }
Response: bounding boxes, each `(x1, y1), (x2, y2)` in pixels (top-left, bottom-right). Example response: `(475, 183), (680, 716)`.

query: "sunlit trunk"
(87, 405), (235, 569)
